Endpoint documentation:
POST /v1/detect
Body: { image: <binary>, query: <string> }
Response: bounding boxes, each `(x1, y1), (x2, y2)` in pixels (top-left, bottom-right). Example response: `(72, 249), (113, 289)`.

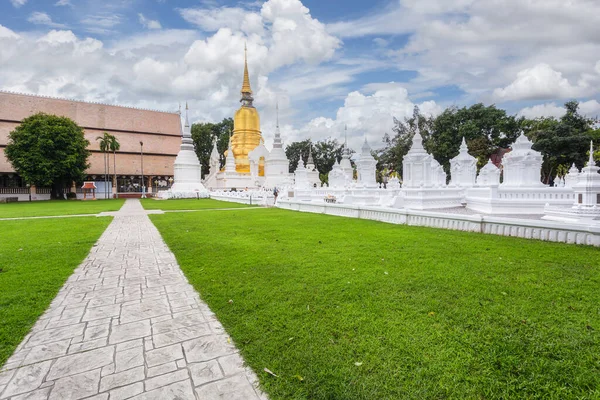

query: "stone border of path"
(0, 199), (267, 400)
(0, 206), (263, 221)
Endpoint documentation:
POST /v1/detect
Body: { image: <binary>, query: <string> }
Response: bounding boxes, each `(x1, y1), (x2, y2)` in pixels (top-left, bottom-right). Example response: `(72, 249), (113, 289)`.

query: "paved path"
(0, 199), (266, 400)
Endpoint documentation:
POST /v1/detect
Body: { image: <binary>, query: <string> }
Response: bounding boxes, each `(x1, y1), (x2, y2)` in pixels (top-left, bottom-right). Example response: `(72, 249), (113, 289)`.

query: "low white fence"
(210, 192), (275, 206)
(277, 199), (600, 247)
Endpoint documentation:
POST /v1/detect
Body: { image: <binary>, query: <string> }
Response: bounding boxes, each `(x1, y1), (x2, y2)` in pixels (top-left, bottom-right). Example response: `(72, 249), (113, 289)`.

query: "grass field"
(151, 208), (600, 400)
(0, 217), (112, 366)
(0, 199), (124, 218)
(140, 198), (255, 211)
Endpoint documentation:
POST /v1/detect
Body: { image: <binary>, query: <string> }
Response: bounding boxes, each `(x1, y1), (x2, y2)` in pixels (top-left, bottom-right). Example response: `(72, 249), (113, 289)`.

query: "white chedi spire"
(225, 131), (236, 173)
(571, 141), (600, 208)
(162, 102), (209, 198)
(356, 135), (377, 188)
(273, 102), (283, 149)
(339, 125), (353, 180)
(450, 137), (477, 187)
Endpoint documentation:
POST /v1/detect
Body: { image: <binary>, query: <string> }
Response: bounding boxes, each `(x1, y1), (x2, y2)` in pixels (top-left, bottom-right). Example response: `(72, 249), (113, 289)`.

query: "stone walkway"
(0, 199), (266, 400)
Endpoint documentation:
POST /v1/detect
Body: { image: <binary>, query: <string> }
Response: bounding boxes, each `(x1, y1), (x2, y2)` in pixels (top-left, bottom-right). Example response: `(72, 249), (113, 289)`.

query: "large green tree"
(285, 138), (350, 179)
(5, 113), (90, 199)
(379, 104), (523, 179)
(191, 118), (233, 178)
(524, 101), (600, 183)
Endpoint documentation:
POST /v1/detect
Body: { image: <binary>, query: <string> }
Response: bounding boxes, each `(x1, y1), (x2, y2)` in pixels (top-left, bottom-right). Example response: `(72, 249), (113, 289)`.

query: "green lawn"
(151, 209), (600, 400)
(141, 198), (255, 211)
(0, 199), (124, 218)
(0, 217), (112, 366)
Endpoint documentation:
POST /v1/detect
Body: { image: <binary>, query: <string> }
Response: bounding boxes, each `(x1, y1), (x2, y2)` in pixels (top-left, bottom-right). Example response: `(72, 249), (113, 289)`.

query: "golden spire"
(241, 43), (252, 94)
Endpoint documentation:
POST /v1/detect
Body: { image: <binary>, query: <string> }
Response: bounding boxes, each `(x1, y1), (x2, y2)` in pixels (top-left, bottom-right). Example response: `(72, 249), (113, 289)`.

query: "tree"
(191, 118), (233, 178)
(377, 106), (433, 178)
(285, 139), (312, 173)
(379, 104), (523, 180)
(96, 133), (111, 199)
(285, 138), (349, 178)
(5, 113), (90, 200)
(428, 103), (521, 172)
(108, 134), (120, 197)
(525, 101), (600, 183)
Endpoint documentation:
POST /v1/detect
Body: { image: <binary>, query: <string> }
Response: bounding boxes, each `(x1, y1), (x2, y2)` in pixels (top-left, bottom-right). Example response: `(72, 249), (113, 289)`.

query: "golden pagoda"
(231, 45), (263, 174)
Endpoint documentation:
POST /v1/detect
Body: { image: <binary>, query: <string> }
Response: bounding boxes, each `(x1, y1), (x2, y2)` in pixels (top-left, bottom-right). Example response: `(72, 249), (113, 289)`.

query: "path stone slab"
(1, 360), (52, 399)
(0, 200), (266, 400)
(46, 346), (114, 381)
(48, 369), (100, 400)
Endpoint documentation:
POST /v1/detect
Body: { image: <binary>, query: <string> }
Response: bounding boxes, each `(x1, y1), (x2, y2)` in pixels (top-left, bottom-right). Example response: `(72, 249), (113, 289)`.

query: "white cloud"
(518, 100), (600, 119)
(0, 24), (19, 39)
(517, 103), (565, 119)
(138, 14), (162, 30)
(28, 12), (67, 29)
(81, 14), (122, 34)
(0, 0), (340, 138)
(10, 0), (27, 8)
(493, 63), (594, 101)
(284, 84), (441, 150)
(54, 0), (71, 6)
(328, 0), (600, 104)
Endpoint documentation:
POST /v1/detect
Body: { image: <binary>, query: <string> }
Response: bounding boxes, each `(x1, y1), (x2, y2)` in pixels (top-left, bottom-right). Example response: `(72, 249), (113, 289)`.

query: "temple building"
(205, 47), (291, 190)
(232, 45), (263, 175)
(0, 91), (180, 199)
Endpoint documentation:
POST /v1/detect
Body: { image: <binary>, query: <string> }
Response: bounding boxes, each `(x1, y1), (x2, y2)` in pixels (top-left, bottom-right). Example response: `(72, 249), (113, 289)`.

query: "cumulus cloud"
(28, 12), (67, 29)
(329, 0), (600, 103)
(518, 100), (600, 119)
(282, 84), (441, 150)
(493, 63), (594, 101)
(138, 14), (162, 30)
(0, 0), (340, 141)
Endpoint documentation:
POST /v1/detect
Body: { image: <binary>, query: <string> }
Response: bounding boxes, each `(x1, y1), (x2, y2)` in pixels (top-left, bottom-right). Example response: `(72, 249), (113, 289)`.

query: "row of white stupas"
(159, 103), (599, 224)
(285, 128), (600, 224)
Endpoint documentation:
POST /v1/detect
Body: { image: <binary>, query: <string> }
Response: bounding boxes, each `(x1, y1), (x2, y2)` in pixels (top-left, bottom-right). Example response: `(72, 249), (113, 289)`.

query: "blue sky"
(1, 0), (600, 149)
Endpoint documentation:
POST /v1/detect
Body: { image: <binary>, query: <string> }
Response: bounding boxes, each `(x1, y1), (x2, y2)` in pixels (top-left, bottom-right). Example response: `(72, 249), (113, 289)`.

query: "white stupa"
(159, 103), (209, 199)
(340, 125), (354, 180)
(356, 136), (377, 188)
(450, 137), (477, 187)
(263, 104), (292, 188)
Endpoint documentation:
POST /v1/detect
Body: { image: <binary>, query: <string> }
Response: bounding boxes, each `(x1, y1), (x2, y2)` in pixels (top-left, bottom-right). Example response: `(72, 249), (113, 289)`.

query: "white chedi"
(501, 132), (544, 187)
(402, 129), (435, 188)
(329, 161), (346, 188)
(160, 103), (209, 199)
(450, 137), (477, 187)
(264, 104), (292, 188)
(564, 163), (580, 188)
(476, 159), (501, 187)
(356, 137), (378, 188)
(294, 159), (310, 190)
(208, 139), (220, 176)
(572, 141), (600, 208)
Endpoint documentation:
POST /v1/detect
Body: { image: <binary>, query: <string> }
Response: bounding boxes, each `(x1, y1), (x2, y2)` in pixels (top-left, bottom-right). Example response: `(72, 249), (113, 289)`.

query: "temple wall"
(0, 92), (179, 176)
(275, 199), (600, 247)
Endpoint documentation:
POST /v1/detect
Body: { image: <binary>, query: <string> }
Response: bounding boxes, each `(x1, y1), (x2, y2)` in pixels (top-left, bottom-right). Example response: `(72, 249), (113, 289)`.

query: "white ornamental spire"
(588, 140), (595, 167)
(273, 102), (283, 149)
(180, 101), (193, 149)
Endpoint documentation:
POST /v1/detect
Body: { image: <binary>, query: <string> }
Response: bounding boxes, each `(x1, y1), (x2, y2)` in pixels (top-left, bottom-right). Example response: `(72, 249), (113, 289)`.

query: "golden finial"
(241, 42), (252, 94)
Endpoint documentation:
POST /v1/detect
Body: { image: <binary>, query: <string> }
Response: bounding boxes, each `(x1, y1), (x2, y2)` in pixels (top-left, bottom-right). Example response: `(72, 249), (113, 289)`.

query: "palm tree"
(108, 134), (120, 198)
(96, 133), (111, 199)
